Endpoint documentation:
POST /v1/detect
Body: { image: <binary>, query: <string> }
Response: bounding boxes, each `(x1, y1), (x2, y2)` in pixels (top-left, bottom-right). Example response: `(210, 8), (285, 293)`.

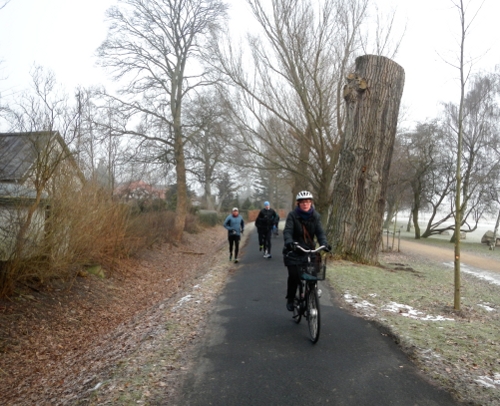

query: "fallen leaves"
(0, 226), (228, 405)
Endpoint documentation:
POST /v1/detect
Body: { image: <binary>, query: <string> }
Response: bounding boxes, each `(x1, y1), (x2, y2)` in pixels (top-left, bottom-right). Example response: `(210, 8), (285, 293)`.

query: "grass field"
(326, 236), (500, 405)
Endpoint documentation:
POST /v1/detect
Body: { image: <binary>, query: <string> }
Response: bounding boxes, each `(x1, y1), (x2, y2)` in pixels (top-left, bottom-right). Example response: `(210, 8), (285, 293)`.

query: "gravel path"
(400, 239), (500, 285)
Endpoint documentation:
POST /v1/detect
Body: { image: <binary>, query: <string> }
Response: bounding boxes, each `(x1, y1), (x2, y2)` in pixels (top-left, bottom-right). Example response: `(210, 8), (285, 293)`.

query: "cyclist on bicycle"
(283, 191), (330, 311)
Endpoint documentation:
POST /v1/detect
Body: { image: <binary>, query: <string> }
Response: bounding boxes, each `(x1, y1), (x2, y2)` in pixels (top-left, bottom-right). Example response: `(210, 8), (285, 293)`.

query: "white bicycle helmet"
(296, 190), (313, 201)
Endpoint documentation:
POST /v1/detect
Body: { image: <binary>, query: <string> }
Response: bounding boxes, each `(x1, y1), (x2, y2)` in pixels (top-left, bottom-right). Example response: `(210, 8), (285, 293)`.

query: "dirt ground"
(0, 226), (230, 405)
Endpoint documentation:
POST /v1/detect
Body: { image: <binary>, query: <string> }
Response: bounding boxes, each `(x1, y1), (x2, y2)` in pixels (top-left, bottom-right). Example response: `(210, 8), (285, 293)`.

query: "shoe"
(263, 253), (269, 258)
(259, 245), (263, 251)
(234, 258), (239, 263)
(317, 288), (322, 298)
(267, 254), (272, 259)
(286, 301), (294, 311)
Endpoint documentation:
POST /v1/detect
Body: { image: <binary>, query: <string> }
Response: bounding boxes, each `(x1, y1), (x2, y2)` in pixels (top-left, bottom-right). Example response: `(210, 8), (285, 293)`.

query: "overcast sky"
(0, 0), (498, 128)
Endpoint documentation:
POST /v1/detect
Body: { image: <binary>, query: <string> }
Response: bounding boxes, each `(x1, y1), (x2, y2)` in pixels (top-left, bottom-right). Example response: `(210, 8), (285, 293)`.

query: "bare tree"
(382, 136), (412, 230)
(397, 121), (455, 239)
(209, 0), (368, 209)
(443, 73), (500, 239)
(183, 90), (233, 210)
(446, 0), (486, 310)
(209, 0), (403, 242)
(97, 0), (228, 241)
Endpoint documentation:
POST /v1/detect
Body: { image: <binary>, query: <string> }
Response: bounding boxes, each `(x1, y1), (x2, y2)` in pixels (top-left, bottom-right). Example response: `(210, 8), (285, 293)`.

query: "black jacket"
(283, 208), (327, 266)
(255, 208), (279, 231)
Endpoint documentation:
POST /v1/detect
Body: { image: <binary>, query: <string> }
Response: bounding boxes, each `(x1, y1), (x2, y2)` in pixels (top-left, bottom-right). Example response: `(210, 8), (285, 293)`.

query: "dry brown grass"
(0, 178), (188, 297)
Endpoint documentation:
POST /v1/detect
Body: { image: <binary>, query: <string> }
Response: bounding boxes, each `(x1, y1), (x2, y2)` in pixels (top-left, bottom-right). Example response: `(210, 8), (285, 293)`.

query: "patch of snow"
(478, 303), (496, 312)
(344, 293), (375, 308)
(344, 293), (455, 321)
(90, 382), (102, 391)
(382, 302), (454, 321)
(172, 294), (193, 310)
(475, 373), (500, 389)
(354, 300), (375, 309)
(443, 262), (500, 286)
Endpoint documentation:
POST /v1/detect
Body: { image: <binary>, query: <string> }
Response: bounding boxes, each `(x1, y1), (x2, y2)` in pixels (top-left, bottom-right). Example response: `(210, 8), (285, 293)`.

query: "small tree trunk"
(331, 55), (405, 264)
(406, 211), (412, 232)
(411, 205), (421, 239)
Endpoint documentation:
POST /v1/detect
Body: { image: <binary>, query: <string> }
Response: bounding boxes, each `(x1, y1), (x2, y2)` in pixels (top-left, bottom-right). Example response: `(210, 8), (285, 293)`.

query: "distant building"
(0, 131), (84, 260)
(114, 180), (166, 201)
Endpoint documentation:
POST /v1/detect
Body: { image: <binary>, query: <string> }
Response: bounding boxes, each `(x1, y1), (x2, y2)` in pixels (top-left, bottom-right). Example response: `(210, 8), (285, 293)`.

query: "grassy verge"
(327, 247), (500, 405)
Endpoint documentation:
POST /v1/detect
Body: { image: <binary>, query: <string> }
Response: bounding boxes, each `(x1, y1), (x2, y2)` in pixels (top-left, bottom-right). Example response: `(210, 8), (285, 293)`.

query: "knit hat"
(264, 201), (270, 206)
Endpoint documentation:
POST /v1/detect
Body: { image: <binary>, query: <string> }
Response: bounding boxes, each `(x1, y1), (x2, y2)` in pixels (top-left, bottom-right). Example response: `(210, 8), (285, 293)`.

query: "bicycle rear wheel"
(306, 284), (320, 343)
(293, 284), (302, 324)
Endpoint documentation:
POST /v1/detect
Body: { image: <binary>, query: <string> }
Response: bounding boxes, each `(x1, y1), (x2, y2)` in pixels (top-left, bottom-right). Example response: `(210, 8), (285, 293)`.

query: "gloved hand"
(324, 244), (332, 252)
(285, 242), (296, 251)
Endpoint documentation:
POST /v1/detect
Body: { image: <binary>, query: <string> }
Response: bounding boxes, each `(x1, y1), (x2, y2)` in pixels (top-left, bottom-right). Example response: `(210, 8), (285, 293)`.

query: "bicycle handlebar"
(293, 244), (328, 254)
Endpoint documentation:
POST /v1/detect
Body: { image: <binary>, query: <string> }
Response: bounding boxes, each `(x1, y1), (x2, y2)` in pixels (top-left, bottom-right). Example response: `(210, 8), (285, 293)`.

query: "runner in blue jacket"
(224, 207), (245, 263)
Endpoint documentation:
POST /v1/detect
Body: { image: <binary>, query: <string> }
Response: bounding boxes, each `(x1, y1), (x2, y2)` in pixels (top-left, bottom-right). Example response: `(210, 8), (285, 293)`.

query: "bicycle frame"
(291, 245), (327, 343)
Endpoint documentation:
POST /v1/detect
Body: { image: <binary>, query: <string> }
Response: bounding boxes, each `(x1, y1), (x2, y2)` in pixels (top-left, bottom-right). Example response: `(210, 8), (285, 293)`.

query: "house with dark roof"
(0, 131), (84, 260)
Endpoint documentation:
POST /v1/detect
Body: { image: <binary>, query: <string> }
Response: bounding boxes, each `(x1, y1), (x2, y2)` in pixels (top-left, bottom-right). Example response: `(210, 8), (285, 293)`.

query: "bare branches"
(211, 0), (382, 216)
(97, 0), (228, 240)
(0, 0), (10, 11)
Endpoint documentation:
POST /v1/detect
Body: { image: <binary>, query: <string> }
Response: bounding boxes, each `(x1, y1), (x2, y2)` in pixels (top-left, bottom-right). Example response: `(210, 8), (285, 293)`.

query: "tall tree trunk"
(411, 204), (421, 239)
(331, 55), (405, 264)
(173, 124), (188, 242)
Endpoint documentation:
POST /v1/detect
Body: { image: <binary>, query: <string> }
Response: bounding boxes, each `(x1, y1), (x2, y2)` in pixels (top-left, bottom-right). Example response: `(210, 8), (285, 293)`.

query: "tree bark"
(331, 55), (405, 264)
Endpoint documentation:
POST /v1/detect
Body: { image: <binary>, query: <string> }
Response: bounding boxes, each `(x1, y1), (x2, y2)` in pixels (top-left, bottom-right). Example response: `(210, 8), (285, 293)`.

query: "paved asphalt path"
(178, 225), (460, 405)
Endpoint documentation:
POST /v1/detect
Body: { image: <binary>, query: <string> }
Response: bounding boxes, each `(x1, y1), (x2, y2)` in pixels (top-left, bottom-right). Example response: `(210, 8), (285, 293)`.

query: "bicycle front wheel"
(306, 284), (320, 343)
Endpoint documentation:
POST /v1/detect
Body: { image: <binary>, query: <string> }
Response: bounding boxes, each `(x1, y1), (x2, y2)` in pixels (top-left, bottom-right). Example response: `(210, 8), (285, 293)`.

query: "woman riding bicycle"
(283, 190), (330, 311)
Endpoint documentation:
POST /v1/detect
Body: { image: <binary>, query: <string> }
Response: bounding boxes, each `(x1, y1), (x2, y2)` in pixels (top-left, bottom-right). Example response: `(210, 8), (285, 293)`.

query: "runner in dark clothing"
(255, 201), (279, 259)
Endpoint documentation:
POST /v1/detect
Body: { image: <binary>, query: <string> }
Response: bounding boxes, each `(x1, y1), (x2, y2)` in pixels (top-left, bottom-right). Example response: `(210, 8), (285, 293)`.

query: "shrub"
(0, 179), (180, 296)
(198, 210), (220, 227)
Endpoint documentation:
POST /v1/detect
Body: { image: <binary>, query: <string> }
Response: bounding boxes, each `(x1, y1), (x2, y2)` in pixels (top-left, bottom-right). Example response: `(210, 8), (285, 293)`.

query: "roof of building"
(0, 132), (39, 182)
(0, 131), (85, 185)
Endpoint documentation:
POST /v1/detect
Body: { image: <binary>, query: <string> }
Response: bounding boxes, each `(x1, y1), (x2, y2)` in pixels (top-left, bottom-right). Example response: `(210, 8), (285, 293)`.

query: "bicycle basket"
(301, 255), (326, 281)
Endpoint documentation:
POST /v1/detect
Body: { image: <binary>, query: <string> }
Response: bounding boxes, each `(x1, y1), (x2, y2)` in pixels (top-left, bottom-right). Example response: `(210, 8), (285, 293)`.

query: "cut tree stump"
(332, 55), (405, 264)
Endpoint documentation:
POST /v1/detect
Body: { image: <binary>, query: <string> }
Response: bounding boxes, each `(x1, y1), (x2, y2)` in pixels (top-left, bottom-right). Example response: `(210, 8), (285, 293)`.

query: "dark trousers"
(228, 234), (240, 258)
(286, 265), (302, 300)
(258, 229), (265, 247)
(261, 229), (272, 253)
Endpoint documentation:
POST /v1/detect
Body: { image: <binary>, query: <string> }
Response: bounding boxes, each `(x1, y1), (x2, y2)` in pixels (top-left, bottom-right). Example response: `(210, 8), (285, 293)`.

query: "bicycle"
(291, 245), (328, 343)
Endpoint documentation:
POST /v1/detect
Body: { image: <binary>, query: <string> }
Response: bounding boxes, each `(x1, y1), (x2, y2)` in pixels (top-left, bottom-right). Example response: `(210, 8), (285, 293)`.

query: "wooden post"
(331, 55), (405, 264)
